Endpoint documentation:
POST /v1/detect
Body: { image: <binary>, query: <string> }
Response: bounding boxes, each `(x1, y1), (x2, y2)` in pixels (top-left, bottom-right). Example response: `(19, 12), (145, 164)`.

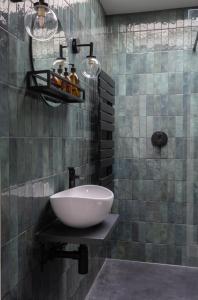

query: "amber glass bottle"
(68, 64), (80, 97)
(62, 68), (72, 94)
(56, 65), (63, 88)
(51, 69), (60, 88)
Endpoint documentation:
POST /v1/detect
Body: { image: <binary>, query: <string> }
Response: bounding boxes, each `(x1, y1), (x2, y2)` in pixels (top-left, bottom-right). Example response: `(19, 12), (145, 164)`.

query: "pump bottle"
(56, 65), (64, 88)
(51, 69), (60, 88)
(68, 64), (80, 97)
(62, 68), (72, 94)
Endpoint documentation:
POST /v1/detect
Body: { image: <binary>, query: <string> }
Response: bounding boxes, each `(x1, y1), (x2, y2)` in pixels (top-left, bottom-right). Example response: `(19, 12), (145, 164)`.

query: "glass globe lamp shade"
(24, 2), (58, 41)
(52, 58), (67, 70)
(80, 56), (101, 79)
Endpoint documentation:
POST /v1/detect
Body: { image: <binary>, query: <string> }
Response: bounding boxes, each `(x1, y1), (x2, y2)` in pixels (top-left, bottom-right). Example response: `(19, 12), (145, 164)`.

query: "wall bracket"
(72, 38), (94, 57)
(40, 242), (88, 274)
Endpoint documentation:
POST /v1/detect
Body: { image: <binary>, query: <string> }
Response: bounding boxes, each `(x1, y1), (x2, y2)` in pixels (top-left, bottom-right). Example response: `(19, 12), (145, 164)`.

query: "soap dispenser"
(51, 68), (60, 88)
(62, 68), (72, 94)
(68, 64), (80, 97)
(56, 64), (64, 88)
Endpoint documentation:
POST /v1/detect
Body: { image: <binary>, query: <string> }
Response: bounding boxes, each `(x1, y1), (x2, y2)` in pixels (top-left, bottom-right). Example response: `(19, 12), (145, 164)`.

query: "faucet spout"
(68, 167), (80, 188)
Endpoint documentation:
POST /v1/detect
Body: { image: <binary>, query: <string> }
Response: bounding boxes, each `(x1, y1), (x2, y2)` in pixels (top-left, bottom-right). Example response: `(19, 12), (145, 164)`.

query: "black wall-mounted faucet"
(68, 167), (80, 188)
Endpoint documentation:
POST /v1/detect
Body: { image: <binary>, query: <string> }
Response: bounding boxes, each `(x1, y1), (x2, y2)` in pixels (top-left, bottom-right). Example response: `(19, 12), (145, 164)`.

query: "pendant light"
(24, 0), (58, 41)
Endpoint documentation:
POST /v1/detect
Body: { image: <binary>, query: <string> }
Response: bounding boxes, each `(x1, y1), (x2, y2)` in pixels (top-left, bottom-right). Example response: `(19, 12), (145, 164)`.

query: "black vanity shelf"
(27, 70), (85, 104)
(36, 214), (119, 274)
(36, 214), (119, 245)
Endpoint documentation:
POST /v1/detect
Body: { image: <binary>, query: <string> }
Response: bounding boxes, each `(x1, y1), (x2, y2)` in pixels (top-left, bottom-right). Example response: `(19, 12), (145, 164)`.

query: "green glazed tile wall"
(2, 2), (198, 298)
(106, 9), (198, 267)
(0, 1), (108, 299)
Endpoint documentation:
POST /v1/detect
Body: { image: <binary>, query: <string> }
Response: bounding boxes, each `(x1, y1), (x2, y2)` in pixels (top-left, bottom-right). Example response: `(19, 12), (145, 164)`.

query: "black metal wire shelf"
(27, 70), (85, 104)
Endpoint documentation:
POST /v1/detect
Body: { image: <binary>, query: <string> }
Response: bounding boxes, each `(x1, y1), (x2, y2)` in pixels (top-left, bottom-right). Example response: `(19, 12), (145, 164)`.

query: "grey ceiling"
(100, 0), (198, 15)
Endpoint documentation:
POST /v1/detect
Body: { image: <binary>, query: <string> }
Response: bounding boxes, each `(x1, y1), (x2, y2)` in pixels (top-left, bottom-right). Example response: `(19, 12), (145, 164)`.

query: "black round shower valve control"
(151, 131), (168, 148)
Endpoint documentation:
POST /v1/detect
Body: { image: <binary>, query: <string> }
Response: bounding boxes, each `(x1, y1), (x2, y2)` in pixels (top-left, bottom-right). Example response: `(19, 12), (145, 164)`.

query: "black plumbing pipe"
(78, 245), (89, 274)
(50, 244), (89, 274)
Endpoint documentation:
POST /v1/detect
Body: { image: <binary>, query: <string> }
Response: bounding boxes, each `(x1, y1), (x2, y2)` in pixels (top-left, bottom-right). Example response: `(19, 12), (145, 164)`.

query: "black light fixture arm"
(10, 0), (48, 8)
(10, 0), (45, 3)
(77, 42), (94, 57)
(72, 38), (94, 57)
(59, 44), (68, 59)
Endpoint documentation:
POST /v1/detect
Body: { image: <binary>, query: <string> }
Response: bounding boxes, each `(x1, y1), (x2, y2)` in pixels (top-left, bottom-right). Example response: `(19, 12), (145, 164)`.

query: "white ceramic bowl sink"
(50, 185), (114, 228)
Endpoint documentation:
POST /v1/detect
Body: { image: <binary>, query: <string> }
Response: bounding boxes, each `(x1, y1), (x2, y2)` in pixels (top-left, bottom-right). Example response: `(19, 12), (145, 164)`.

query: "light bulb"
(37, 6), (45, 28)
(24, 1), (58, 42)
(80, 56), (101, 79)
(52, 58), (67, 70)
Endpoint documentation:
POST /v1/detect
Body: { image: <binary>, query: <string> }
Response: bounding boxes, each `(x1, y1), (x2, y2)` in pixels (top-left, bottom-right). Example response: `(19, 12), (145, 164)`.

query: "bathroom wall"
(0, 0), (107, 299)
(105, 9), (198, 266)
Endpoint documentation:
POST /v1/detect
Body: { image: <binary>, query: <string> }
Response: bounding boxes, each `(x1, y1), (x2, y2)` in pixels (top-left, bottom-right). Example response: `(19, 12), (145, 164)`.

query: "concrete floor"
(86, 259), (198, 300)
